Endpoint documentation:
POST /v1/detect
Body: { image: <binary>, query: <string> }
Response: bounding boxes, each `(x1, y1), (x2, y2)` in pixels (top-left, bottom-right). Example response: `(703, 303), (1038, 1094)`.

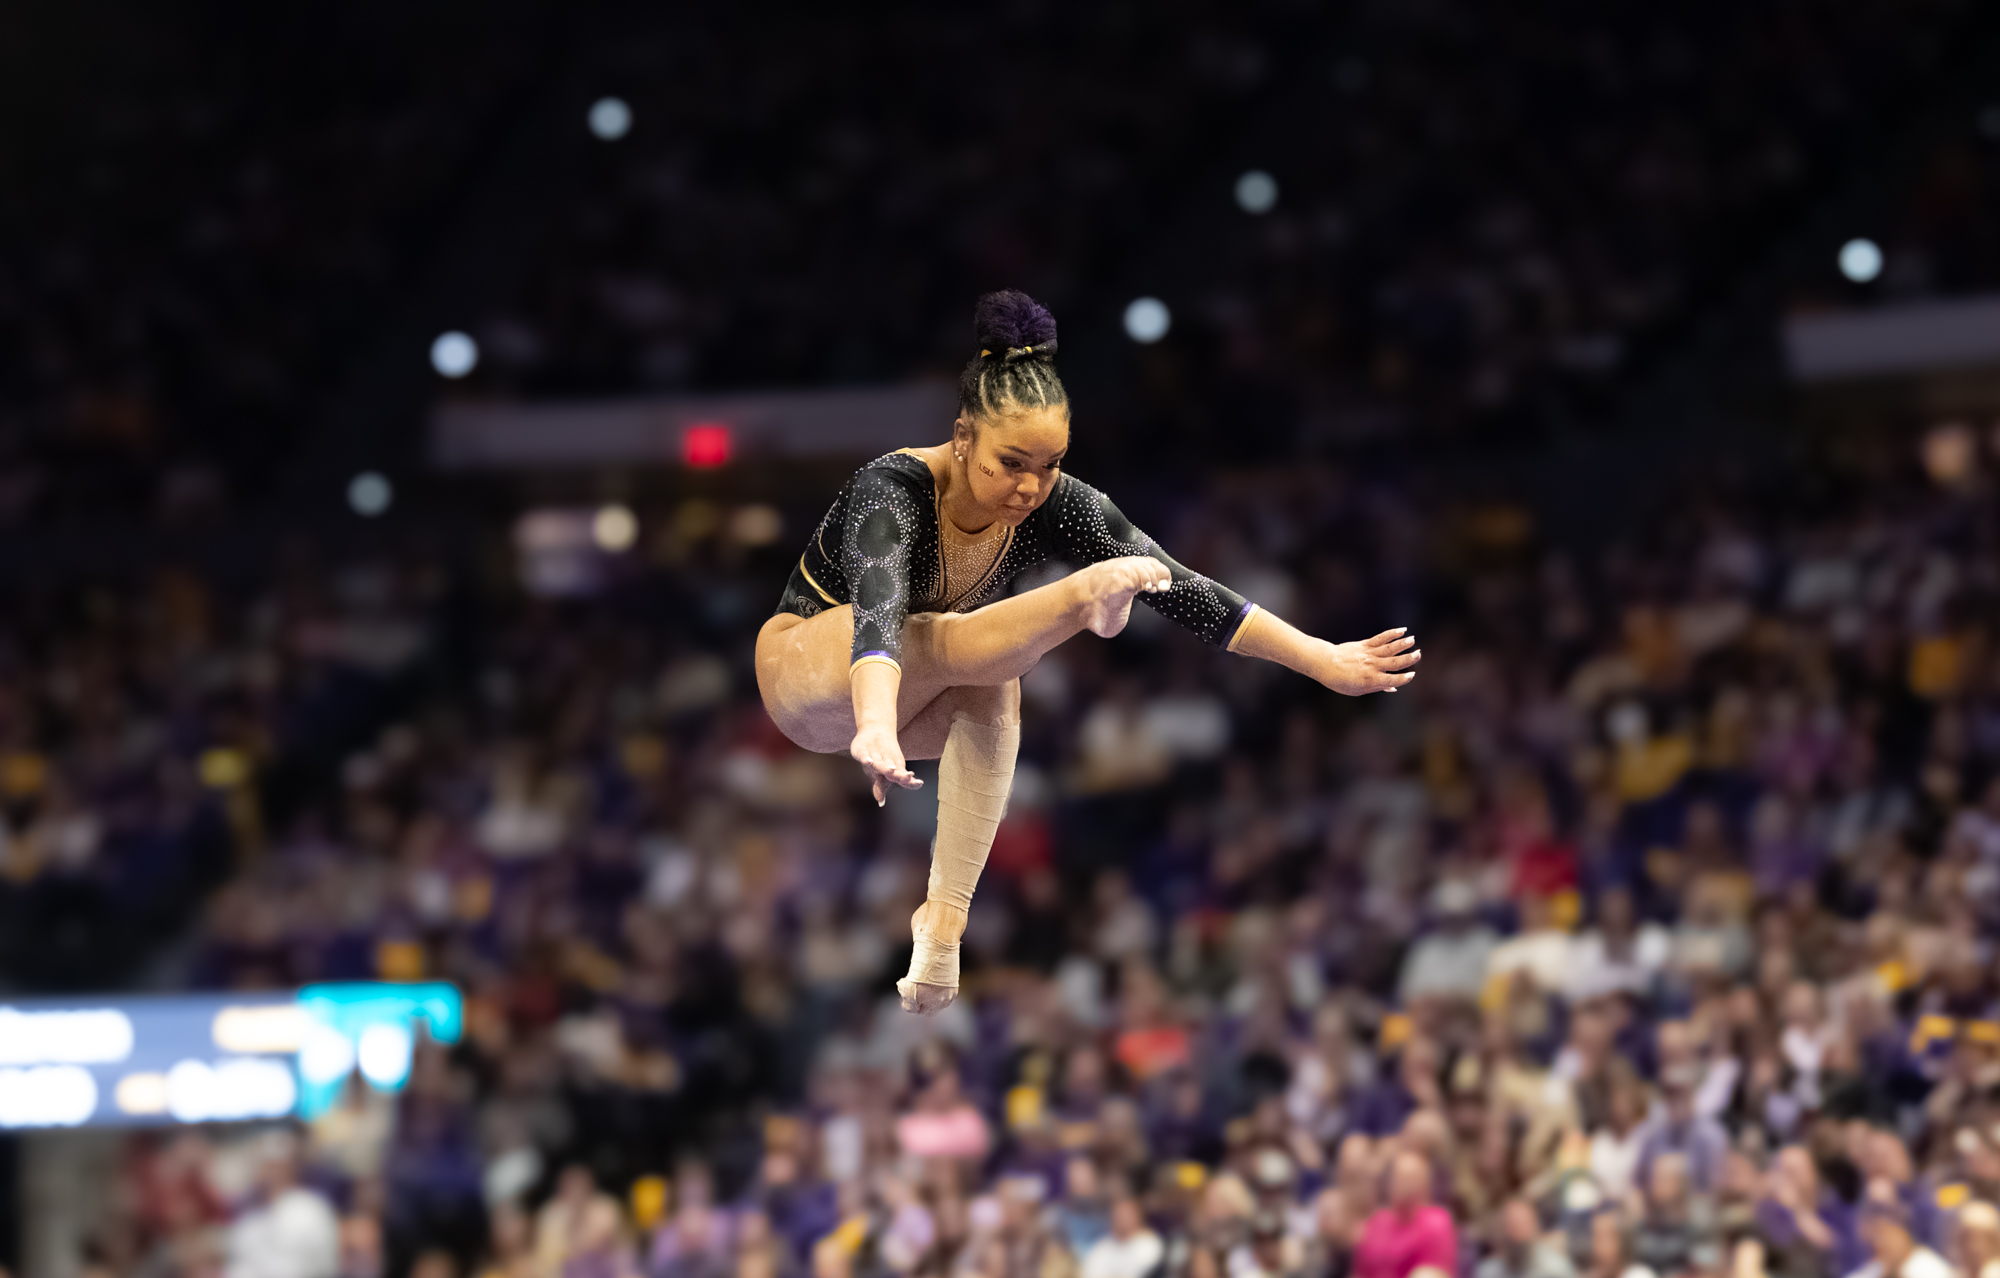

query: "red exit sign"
(681, 423), (732, 468)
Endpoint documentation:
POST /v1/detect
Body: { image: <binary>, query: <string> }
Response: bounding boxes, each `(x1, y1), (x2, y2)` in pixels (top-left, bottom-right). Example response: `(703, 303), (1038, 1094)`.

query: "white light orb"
(348, 472), (392, 518)
(214, 1059), (297, 1119)
(0, 1065), (98, 1128)
(1123, 297), (1171, 344)
(1838, 238), (1883, 284)
(356, 1023), (414, 1090)
(1235, 170), (1279, 214)
(165, 1060), (216, 1123)
(299, 1023), (358, 1085)
(430, 330), (479, 378)
(593, 504), (638, 552)
(589, 97), (632, 141)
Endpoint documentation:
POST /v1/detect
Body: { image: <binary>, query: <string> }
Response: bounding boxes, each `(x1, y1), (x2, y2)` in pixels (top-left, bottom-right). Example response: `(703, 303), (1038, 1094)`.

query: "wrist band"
(850, 652), (902, 675)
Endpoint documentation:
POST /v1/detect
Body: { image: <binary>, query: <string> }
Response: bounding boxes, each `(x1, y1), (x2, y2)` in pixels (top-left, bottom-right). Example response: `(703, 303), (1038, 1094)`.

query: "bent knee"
(790, 720), (854, 755)
(759, 693), (853, 754)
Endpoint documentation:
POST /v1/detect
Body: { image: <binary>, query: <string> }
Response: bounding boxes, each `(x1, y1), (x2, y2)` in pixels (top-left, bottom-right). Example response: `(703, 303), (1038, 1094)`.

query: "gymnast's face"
(954, 406), (1069, 528)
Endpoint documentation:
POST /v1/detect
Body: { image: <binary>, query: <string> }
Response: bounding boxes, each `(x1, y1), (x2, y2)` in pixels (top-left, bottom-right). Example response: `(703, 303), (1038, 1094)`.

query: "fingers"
(1364, 646), (1419, 693)
(868, 763), (920, 789)
(1377, 647), (1422, 672)
(861, 757), (923, 806)
(1365, 626), (1408, 646)
(1365, 633), (1416, 655)
(1377, 671), (1417, 694)
(853, 729), (922, 805)
(1141, 561), (1172, 592)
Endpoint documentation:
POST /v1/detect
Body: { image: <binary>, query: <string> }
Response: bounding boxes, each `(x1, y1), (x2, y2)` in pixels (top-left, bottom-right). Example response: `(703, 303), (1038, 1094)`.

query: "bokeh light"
(682, 423), (733, 468)
(430, 331), (479, 378)
(588, 97), (632, 140)
(592, 504), (638, 552)
(1838, 238), (1883, 284)
(356, 1023), (414, 1089)
(347, 472), (392, 517)
(1234, 170), (1278, 214)
(1923, 421), (1977, 486)
(728, 504), (784, 547)
(1123, 297), (1171, 344)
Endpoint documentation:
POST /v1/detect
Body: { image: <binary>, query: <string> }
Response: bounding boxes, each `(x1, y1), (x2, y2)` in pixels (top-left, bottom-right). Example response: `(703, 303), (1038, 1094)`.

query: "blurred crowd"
(2, 0), (1992, 533)
(43, 439), (2000, 1278)
(1194, 0), (1967, 449)
(462, 0), (1975, 453)
(0, 1), (535, 518)
(1809, 112), (2000, 307)
(0, 553), (438, 989)
(470, 1), (1282, 397)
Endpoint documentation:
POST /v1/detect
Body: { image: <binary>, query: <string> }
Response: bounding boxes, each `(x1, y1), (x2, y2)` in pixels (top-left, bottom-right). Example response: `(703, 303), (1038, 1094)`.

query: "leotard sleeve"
(842, 465), (926, 671)
(1048, 476), (1255, 648)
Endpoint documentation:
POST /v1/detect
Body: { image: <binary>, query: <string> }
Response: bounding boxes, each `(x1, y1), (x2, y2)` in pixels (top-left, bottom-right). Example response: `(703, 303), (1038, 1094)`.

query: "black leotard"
(774, 452), (1254, 668)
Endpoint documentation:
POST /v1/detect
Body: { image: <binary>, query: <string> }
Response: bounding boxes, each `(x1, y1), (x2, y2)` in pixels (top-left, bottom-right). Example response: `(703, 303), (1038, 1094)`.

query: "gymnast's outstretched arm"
(1057, 478), (1421, 693)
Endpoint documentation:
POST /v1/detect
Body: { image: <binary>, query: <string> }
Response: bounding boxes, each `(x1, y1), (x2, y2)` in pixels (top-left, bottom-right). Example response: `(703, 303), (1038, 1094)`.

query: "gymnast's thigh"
(756, 607), (860, 752)
(756, 608), (964, 753)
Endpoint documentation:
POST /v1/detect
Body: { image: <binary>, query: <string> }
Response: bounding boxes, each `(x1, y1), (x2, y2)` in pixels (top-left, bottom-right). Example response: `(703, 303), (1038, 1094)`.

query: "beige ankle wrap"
(900, 713), (1020, 994)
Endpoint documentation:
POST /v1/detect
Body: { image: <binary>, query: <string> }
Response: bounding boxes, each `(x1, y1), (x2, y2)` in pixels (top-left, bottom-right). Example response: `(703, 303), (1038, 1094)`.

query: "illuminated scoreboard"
(0, 982), (461, 1130)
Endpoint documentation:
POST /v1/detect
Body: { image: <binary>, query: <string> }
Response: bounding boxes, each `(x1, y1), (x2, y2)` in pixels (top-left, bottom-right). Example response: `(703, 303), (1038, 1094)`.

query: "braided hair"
(957, 290), (1067, 421)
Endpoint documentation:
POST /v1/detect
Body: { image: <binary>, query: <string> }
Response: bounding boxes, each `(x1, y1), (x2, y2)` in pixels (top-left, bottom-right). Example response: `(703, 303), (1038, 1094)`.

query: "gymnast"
(755, 291), (1421, 1015)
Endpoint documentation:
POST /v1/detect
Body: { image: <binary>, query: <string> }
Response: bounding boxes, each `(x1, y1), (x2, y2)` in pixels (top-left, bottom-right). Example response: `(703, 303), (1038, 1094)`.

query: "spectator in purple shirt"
(1633, 1070), (1729, 1196)
(1349, 1038), (1441, 1139)
(1752, 1146), (1855, 1278)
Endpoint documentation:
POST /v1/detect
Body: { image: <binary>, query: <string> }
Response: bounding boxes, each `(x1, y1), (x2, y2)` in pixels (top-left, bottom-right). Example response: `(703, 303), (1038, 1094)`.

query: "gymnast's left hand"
(852, 723), (923, 806)
(1315, 627), (1422, 695)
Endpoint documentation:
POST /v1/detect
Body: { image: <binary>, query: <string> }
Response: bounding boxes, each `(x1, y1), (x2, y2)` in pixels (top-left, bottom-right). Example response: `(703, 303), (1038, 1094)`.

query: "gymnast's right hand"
(852, 723), (923, 806)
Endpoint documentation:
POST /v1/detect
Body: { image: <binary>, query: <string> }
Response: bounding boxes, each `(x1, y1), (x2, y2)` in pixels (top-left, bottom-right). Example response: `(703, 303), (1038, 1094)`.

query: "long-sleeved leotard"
(775, 451), (1255, 668)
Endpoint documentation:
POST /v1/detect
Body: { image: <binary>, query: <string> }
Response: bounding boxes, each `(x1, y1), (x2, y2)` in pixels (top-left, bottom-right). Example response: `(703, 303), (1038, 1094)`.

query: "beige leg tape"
(900, 713), (1020, 993)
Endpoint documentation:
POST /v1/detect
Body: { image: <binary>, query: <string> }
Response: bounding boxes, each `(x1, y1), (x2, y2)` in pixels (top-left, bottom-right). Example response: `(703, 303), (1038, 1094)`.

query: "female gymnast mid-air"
(754, 290), (1422, 1015)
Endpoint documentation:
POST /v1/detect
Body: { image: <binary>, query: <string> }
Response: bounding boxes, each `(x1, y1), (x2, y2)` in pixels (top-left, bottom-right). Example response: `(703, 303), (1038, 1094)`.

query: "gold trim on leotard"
(798, 557), (838, 605)
(850, 653), (902, 675)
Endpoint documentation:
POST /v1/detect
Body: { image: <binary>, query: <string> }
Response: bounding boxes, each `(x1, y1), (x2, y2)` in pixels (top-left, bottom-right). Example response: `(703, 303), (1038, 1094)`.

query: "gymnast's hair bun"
(974, 290), (1058, 363)
(958, 290), (1069, 415)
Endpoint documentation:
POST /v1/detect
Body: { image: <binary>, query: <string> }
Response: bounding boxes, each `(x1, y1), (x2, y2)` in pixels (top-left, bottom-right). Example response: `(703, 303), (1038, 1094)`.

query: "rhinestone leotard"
(775, 452), (1254, 669)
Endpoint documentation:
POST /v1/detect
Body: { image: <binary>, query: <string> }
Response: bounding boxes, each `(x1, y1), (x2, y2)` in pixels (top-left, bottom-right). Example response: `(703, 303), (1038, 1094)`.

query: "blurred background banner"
(0, 983), (462, 1131)
(1785, 293), (2000, 381)
(431, 383), (958, 469)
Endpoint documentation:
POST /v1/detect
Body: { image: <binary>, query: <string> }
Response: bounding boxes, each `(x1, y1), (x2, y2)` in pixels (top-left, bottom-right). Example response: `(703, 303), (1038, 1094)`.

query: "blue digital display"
(0, 982), (462, 1129)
